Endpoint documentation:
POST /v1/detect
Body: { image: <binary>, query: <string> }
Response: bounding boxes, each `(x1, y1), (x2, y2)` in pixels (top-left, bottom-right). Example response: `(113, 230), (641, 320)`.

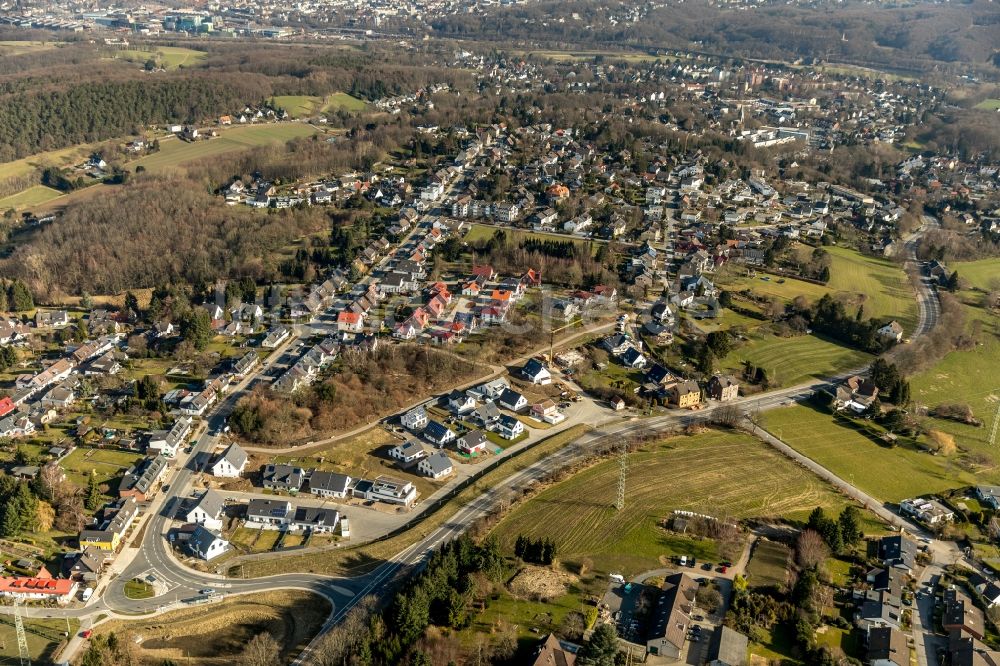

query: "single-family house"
(187, 526), (230, 561)
(707, 375), (740, 402)
(182, 490), (225, 531)
(521, 359), (552, 385)
(457, 430), (489, 454)
(389, 440), (429, 465)
(418, 451), (454, 479)
(308, 471), (352, 499)
(423, 420), (457, 447)
(497, 414), (525, 440)
(402, 406), (428, 432)
(210, 443), (248, 478)
(498, 389), (528, 413)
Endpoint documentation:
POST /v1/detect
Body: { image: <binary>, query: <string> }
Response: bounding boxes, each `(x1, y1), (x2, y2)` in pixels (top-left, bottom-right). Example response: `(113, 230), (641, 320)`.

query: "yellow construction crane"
(547, 321), (580, 365)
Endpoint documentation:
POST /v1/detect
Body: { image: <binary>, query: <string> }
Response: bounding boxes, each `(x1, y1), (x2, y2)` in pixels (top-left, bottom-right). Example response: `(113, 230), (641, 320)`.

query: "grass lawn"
(750, 623), (803, 665)
(60, 447), (144, 488)
(112, 46), (206, 69)
(322, 92), (368, 113)
(952, 258), (1000, 291)
(721, 332), (871, 388)
(974, 99), (1000, 111)
(95, 590), (328, 663)
(0, 40), (61, 55)
(0, 616), (79, 664)
(491, 429), (870, 576)
(124, 579), (155, 599)
(909, 304), (1000, 458)
(747, 539), (791, 590)
(229, 527), (282, 554)
(824, 246), (919, 332)
(130, 124), (318, 174)
(720, 246), (918, 332)
(0, 185), (62, 210)
(270, 93), (367, 118)
(516, 49), (676, 64)
(463, 223), (602, 256)
(762, 405), (979, 502)
(0, 143), (100, 180)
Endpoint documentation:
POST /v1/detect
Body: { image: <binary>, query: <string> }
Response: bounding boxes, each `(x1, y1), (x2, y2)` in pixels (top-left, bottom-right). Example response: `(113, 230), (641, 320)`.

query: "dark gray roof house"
(262, 464), (305, 492)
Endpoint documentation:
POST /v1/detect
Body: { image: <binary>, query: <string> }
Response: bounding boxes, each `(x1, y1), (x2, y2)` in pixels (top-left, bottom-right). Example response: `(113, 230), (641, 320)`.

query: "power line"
(14, 598), (29, 666)
(617, 441), (628, 511)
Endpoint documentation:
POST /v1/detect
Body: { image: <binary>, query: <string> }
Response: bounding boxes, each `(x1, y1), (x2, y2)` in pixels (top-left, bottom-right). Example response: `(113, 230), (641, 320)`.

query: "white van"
(679, 555), (688, 566)
(609, 574), (625, 584)
(81, 588), (93, 602)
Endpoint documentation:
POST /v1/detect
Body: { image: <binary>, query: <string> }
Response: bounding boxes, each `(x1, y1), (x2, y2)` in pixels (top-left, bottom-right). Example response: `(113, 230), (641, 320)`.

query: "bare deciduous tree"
(796, 529), (829, 570)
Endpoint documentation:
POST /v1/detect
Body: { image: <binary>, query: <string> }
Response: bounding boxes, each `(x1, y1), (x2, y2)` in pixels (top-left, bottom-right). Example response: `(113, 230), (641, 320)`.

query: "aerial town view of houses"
(0, 0), (995, 663)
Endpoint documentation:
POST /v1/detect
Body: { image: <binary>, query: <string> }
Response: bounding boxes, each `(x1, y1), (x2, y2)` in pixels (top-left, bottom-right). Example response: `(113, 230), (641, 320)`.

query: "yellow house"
(668, 380), (702, 409)
(79, 530), (119, 552)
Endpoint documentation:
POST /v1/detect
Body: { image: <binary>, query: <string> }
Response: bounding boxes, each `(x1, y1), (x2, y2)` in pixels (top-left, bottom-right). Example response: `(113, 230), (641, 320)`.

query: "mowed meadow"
(491, 429), (865, 574)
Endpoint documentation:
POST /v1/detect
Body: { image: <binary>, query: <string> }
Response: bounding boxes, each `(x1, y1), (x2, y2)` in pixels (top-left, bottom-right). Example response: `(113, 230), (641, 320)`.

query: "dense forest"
(0, 39), (470, 159)
(2, 177), (328, 298)
(425, 0), (1000, 75)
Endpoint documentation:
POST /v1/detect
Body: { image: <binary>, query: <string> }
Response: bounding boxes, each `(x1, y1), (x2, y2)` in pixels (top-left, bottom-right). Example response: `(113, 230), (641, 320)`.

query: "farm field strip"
(491, 430), (863, 574)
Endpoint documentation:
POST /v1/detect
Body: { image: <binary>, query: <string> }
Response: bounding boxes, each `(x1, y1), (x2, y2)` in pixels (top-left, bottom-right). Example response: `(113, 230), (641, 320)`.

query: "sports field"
(721, 332), (871, 388)
(130, 124), (318, 173)
(974, 99), (1000, 111)
(491, 429), (865, 574)
(113, 46), (207, 69)
(0, 185), (63, 210)
(762, 405), (981, 502)
(0, 616), (79, 663)
(270, 93), (367, 118)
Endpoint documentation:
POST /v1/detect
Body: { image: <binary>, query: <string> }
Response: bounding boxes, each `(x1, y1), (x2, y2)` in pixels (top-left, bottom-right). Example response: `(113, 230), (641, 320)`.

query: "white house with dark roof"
(389, 440), (428, 465)
(308, 471), (352, 499)
(187, 526), (230, 560)
(401, 406), (428, 431)
(210, 443), (248, 478)
(418, 451), (454, 479)
(182, 490), (225, 531)
(498, 388), (528, 413)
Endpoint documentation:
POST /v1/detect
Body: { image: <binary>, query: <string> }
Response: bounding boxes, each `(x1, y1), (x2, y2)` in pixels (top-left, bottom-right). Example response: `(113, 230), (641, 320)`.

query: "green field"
(746, 539), (791, 590)
(909, 307), (1000, 453)
(762, 405), (978, 502)
(60, 447), (144, 488)
(0, 40), (61, 56)
(113, 46), (206, 69)
(130, 124), (318, 173)
(951, 258), (1000, 291)
(825, 246), (919, 332)
(721, 246), (918, 333)
(464, 223), (602, 256)
(974, 99), (1000, 111)
(721, 332), (871, 388)
(124, 579), (155, 599)
(0, 144), (99, 181)
(491, 429), (867, 575)
(270, 93), (367, 118)
(0, 185), (63, 211)
(0, 616), (78, 663)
